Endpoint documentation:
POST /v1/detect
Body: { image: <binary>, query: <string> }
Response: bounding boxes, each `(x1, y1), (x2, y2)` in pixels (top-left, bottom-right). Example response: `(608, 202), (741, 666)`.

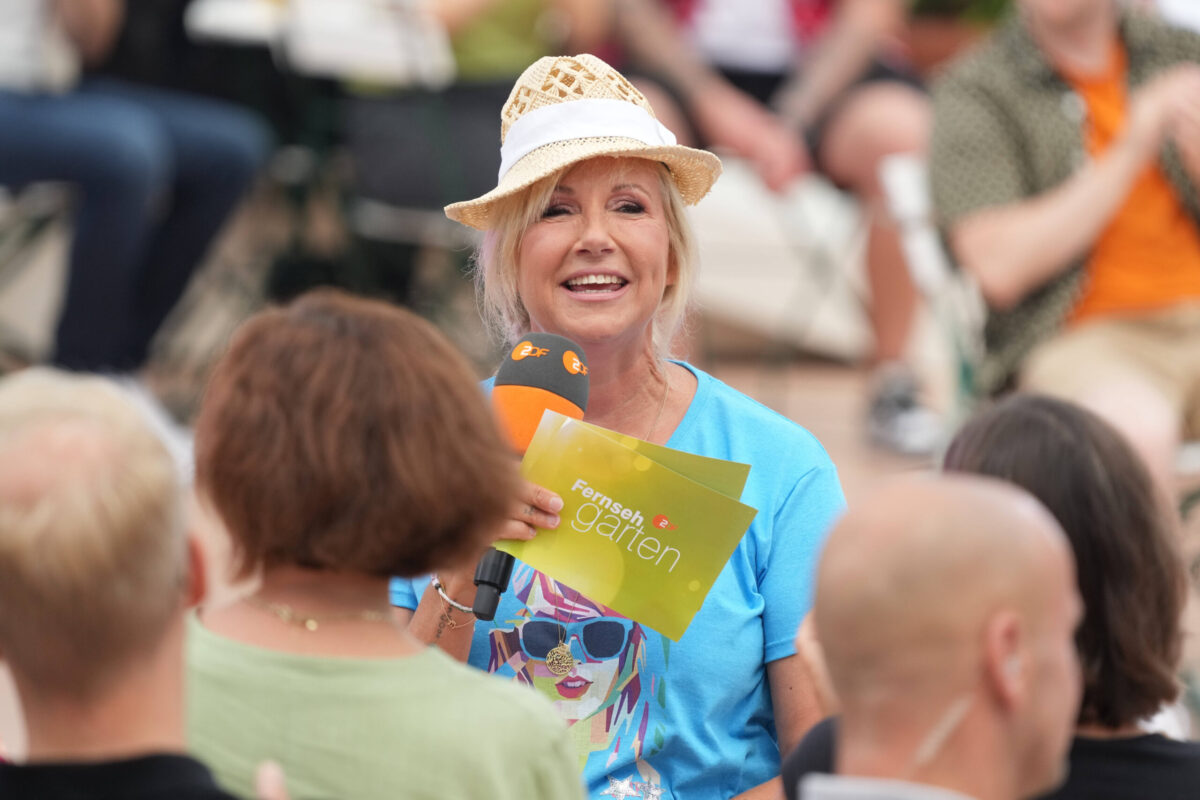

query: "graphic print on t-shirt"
(487, 565), (670, 797)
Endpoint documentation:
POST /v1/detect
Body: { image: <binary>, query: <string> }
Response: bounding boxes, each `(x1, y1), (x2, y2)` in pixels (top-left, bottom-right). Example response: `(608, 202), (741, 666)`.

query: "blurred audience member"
(944, 394), (1198, 798)
(614, 0), (938, 455)
(186, 290), (582, 800)
(0, 368), (234, 797)
(785, 393), (1198, 800)
(344, 0), (609, 304)
(799, 474), (1082, 800)
(0, 0), (269, 373)
(930, 0), (1200, 488)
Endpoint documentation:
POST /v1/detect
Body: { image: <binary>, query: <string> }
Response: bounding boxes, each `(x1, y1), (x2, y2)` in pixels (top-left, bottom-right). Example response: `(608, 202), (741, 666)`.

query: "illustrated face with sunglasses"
(493, 573), (645, 724)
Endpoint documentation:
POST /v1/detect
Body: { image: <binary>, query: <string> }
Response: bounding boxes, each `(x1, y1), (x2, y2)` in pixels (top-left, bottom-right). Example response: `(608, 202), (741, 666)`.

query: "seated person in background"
(930, 0), (1200, 490)
(785, 393), (1198, 800)
(0, 0), (268, 373)
(349, 0), (610, 212)
(186, 289), (582, 800)
(343, 0), (609, 304)
(613, 0), (938, 455)
(798, 473), (1082, 800)
(0, 369), (236, 798)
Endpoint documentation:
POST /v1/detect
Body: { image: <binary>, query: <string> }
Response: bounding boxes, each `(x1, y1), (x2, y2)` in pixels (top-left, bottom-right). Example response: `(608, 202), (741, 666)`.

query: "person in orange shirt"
(931, 0), (1200, 489)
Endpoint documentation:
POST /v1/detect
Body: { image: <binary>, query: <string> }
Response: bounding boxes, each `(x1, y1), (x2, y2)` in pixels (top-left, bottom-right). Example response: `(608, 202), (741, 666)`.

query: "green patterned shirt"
(930, 10), (1200, 393)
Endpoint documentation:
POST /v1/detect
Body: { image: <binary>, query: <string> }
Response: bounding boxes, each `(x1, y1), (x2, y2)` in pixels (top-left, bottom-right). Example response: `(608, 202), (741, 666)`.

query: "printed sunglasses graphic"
(518, 616), (636, 662)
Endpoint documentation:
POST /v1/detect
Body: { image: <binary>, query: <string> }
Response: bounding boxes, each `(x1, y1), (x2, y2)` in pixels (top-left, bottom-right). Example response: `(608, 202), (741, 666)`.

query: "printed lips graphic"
(652, 514), (677, 531)
(556, 675), (593, 699)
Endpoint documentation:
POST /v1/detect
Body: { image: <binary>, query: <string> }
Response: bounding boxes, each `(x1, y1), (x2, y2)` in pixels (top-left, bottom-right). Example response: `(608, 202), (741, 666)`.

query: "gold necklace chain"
(243, 595), (392, 632)
(544, 582), (581, 676)
(643, 369), (671, 442)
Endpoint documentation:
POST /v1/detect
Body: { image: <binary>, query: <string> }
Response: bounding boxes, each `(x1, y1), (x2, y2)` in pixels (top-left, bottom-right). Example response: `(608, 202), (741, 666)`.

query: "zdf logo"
(652, 514), (677, 531)
(562, 350), (588, 375)
(512, 341), (550, 360)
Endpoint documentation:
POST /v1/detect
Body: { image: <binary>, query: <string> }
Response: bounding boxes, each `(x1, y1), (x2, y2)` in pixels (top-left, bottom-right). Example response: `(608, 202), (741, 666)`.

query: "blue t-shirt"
(391, 363), (844, 800)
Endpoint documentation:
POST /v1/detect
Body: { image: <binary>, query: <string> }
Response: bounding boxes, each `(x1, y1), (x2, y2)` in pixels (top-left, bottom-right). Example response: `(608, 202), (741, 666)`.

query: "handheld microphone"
(473, 333), (589, 620)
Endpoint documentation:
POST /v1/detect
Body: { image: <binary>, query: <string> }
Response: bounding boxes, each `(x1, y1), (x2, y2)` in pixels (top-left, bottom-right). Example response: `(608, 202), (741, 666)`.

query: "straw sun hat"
(443, 53), (723, 231)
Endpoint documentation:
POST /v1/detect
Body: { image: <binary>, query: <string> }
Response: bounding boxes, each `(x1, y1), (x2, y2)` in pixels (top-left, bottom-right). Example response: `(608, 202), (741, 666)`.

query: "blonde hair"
(0, 369), (185, 699)
(474, 157), (698, 359)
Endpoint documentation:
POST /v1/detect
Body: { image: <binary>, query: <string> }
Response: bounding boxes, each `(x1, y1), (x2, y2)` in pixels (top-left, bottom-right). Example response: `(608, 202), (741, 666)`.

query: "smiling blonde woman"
(390, 54), (846, 800)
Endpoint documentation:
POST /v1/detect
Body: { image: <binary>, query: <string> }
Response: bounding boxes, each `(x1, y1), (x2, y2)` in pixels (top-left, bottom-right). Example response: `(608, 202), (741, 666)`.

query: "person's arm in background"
(775, 0), (909, 130)
(54, 0), (124, 65)
(1169, 68), (1200, 185)
(426, 0), (505, 33)
(552, 0), (613, 54)
(612, 0), (808, 190)
(945, 64), (1200, 310)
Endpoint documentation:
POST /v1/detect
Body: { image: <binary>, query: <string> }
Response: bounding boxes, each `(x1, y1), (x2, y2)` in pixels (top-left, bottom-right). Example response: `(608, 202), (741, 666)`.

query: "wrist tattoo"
(435, 611), (450, 640)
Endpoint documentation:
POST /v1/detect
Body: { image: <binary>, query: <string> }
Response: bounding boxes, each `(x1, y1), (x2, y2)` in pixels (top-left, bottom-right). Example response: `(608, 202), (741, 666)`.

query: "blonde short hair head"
(475, 157), (698, 358)
(0, 369), (185, 699)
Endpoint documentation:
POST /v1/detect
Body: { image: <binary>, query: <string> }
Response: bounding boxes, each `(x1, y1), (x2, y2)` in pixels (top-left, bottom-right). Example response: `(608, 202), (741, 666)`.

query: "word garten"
(503, 411), (757, 639)
(569, 479), (680, 572)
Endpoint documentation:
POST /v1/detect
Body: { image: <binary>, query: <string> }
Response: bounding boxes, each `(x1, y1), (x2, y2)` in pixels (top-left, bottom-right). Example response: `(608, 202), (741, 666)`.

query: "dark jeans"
(0, 77), (270, 371)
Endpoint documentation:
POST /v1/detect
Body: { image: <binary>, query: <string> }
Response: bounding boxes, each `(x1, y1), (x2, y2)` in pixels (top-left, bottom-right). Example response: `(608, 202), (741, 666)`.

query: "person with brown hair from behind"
(800, 474), (1083, 800)
(0, 368), (249, 799)
(186, 289), (580, 800)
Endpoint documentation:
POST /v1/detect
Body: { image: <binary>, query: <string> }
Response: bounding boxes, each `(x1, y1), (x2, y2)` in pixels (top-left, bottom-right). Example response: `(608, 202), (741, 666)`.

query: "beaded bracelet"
(431, 574), (475, 615)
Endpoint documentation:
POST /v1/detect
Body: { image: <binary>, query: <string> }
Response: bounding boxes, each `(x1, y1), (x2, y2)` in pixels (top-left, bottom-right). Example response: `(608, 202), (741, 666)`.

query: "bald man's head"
(815, 474), (1082, 796)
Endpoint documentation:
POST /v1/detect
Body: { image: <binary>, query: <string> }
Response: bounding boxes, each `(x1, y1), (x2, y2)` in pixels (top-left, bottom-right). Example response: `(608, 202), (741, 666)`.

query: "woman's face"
(515, 158), (672, 352)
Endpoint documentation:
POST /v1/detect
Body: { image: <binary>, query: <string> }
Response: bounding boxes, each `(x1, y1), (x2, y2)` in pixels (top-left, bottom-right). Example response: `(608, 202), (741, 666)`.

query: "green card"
(496, 412), (758, 641)
(580, 420), (750, 499)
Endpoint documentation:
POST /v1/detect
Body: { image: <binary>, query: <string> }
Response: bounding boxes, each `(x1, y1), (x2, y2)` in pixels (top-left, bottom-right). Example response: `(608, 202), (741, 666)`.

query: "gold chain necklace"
(544, 582), (582, 676)
(545, 631), (575, 676)
(244, 595), (392, 632)
(642, 369), (671, 442)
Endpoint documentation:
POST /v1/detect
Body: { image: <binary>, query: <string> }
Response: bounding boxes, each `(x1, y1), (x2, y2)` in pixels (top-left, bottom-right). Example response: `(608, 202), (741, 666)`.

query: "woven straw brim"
(444, 136), (723, 231)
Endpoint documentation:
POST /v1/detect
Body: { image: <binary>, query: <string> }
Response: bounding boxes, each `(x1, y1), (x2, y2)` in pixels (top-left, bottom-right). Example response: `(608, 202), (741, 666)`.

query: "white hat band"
(498, 98), (678, 181)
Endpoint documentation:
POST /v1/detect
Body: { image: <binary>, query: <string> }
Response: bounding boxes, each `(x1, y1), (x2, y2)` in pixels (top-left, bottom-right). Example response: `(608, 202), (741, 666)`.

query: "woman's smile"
(563, 273), (629, 294)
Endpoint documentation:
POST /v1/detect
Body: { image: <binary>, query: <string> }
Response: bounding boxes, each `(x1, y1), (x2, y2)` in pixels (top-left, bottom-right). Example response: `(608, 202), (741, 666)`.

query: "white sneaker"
(867, 365), (943, 457)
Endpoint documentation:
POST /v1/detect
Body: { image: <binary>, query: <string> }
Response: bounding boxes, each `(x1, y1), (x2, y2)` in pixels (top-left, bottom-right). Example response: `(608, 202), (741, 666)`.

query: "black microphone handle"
(472, 547), (516, 621)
